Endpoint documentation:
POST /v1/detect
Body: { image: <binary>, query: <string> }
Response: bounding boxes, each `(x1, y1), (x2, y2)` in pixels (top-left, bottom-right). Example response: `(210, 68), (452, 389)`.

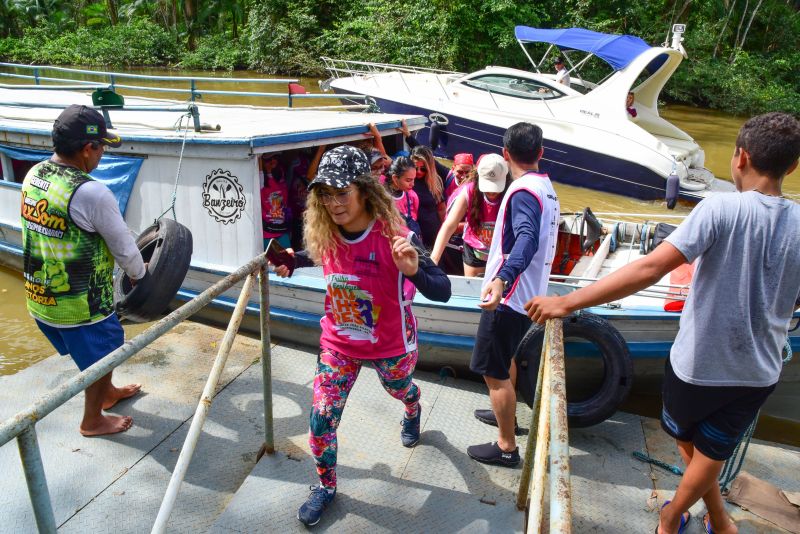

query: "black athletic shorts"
(470, 307), (531, 380)
(660, 359), (776, 461)
(462, 242), (488, 268)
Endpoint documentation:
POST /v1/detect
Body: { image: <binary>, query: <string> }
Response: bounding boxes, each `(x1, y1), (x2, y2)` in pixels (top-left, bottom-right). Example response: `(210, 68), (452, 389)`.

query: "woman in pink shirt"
(384, 156), (421, 236)
(431, 154), (510, 277)
(270, 145), (450, 527)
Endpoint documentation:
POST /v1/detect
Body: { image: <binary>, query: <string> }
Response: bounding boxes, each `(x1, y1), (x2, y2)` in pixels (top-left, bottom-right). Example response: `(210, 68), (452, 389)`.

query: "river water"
(1, 68), (798, 442)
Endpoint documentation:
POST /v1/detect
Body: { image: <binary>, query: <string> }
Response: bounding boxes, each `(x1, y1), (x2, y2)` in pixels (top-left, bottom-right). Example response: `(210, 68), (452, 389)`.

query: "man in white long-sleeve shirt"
(21, 104), (145, 436)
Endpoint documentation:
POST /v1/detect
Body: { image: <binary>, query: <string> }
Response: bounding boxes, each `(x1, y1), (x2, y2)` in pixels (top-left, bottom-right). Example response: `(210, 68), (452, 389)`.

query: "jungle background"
(0, 0), (798, 115)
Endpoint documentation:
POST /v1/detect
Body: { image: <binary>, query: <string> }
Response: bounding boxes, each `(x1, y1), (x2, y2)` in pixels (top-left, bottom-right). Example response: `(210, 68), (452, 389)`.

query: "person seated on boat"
(260, 153), (292, 250)
(526, 112), (800, 534)
(287, 150), (312, 250)
(370, 149), (389, 180)
(268, 145), (451, 527)
(554, 56), (571, 87)
(626, 91), (638, 118)
(444, 153), (474, 201)
(468, 122), (560, 468)
(431, 154), (509, 278)
(384, 156), (422, 236)
(20, 105), (145, 437)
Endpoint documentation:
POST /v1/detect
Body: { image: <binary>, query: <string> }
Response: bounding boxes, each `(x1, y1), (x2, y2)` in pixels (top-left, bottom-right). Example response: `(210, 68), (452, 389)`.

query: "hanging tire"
(114, 218), (193, 323)
(514, 312), (633, 428)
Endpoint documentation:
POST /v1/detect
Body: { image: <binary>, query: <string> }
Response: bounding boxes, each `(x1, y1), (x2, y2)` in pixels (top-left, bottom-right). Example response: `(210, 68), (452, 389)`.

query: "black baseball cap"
(52, 104), (122, 148)
(308, 145), (370, 190)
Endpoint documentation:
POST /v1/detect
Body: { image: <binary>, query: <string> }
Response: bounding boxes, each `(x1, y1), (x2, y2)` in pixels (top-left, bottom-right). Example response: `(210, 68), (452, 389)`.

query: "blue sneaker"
(400, 407), (421, 448)
(297, 484), (335, 526)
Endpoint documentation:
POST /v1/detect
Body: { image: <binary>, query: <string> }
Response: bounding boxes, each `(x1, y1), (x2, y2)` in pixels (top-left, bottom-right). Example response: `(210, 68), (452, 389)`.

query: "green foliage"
(0, 19), (179, 66)
(0, 0), (796, 115)
(179, 34), (248, 71)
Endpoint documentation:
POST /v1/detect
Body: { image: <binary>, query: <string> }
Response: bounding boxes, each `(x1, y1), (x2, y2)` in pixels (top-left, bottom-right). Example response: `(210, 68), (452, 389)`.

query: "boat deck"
(1, 321), (797, 533)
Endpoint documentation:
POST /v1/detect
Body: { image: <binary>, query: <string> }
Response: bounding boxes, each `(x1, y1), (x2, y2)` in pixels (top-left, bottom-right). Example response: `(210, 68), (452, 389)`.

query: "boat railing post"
(189, 104), (201, 132)
(548, 319), (571, 533)
(109, 74), (116, 92)
(526, 323), (552, 533)
(259, 264), (275, 454)
(516, 325), (546, 510)
(151, 273), (257, 534)
(17, 425), (57, 534)
(189, 79), (197, 102)
(33, 67), (40, 85)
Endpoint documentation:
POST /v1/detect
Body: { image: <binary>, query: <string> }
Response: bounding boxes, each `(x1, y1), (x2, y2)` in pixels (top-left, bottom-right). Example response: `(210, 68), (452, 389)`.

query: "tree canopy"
(0, 0), (797, 114)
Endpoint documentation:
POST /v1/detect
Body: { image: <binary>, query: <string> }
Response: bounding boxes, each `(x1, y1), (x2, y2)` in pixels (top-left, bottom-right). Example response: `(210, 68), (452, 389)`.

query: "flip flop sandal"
(654, 500), (692, 534)
(702, 513), (714, 534)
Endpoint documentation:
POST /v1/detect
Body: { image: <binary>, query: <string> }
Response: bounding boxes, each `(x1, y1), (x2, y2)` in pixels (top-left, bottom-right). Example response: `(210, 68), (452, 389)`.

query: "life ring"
(114, 218), (193, 323)
(514, 312), (633, 428)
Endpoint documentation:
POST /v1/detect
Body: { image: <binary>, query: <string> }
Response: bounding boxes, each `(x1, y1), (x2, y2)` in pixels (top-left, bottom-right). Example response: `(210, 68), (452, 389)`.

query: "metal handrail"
(321, 56), (463, 77)
(0, 62), (370, 110)
(517, 319), (572, 533)
(0, 252), (274, 533)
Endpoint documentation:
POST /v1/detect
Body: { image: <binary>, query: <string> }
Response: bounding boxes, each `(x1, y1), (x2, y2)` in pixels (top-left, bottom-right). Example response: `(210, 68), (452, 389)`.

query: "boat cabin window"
(461, 74), (565, 100)
(0, 153), (36, 184)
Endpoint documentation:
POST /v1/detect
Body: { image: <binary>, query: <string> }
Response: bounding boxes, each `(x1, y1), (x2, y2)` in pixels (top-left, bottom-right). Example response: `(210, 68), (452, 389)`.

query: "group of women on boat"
(261, 122), (517, 526)
(259, 120), (511, 280)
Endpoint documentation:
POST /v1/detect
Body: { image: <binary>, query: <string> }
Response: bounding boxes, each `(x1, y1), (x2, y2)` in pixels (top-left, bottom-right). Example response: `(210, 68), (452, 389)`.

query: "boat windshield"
(461, 74), (565, 100)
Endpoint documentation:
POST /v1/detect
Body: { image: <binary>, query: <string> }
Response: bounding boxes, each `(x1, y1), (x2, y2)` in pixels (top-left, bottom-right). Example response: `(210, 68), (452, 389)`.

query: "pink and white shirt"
(460, 182), (501, 257)
(319, 220), (417, 359)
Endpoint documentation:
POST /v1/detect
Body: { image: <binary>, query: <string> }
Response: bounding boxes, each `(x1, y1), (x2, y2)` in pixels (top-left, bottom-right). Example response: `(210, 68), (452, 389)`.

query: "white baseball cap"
(477, 153), (508, 193)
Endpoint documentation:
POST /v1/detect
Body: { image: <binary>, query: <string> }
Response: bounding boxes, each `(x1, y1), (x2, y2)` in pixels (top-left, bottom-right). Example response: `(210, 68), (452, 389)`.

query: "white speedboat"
(323, 25), (735, 206)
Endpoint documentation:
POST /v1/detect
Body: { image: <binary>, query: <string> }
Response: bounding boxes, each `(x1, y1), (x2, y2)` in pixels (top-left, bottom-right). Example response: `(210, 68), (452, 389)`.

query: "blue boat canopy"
(515, 27), (653, 71)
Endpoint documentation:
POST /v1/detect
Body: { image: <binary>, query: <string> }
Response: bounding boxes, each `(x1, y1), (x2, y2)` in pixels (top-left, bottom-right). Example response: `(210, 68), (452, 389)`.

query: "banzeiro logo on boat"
(202, 169), (246, 224)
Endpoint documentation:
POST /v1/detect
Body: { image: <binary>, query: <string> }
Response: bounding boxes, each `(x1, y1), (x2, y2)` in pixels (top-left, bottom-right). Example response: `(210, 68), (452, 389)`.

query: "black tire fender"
(514, 312), (633, 428)
(114, 218), (193, 323)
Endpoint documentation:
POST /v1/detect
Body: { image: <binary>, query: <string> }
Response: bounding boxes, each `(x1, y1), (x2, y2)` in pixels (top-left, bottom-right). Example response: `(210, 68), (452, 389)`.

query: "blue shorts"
(660, 359), (775, 461)
(36, 314), (125, 371)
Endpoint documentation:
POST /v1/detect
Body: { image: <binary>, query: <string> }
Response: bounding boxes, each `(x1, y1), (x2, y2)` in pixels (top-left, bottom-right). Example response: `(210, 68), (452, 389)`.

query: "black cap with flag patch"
(52, 104), (122, 148)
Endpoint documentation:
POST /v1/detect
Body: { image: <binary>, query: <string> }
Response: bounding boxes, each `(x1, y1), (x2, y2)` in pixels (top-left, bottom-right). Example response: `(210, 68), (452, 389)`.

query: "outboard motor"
(665, 172), (680, 210)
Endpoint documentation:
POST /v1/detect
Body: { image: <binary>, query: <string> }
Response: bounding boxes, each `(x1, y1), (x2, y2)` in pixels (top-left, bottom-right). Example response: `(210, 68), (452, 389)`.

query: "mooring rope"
(154, 112), (192, 223)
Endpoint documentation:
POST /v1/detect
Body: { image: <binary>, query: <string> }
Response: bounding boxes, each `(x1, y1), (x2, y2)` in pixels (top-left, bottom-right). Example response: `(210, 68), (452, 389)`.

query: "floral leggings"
(309, 347), (420, 489)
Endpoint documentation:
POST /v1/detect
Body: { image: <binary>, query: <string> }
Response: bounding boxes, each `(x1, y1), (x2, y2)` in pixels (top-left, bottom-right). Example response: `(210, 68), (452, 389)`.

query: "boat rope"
(154, 112), (192, 222)
(632, 451), (683, 476)
(718, 337), (792, 492)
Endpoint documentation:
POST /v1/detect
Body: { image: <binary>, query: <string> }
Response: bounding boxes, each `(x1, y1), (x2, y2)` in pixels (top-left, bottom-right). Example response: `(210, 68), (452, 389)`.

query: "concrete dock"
(1, 321), (797, 533)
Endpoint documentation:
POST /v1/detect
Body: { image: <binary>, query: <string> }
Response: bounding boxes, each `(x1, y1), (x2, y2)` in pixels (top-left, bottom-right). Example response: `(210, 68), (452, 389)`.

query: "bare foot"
(102, 383), (142, 410)
(80, 415), (133, 436)
(703, 513), (738, 534)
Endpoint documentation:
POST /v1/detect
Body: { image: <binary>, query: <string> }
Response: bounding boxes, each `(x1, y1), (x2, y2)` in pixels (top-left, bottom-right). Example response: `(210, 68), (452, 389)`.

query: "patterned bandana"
(309, 145), (370, 190)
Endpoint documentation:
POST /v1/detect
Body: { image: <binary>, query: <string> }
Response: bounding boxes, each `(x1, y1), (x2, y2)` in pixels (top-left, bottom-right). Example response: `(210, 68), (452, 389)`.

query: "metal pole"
(151, 273), (256, 534)
(0, 252), (269, 448)
(526, 329), (552, 534)
(17, 425), (57, 534)
(259, 266), (274, 454)
(517, 340), (546, 510)
(548, 320), (572, 534)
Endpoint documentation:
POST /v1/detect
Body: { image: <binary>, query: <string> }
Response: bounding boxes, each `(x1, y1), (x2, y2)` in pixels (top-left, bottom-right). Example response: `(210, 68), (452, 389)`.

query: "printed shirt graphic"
(260, 176), (289, 237)
(393, 190), (419, 222)
(21, 161), (115, 325)
(320, 220), (417, 359)
(461, 182), (501, 253)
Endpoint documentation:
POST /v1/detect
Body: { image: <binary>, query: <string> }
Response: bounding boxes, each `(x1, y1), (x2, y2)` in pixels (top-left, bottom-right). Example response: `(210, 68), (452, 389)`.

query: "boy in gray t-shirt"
(525, 112), (800, 534)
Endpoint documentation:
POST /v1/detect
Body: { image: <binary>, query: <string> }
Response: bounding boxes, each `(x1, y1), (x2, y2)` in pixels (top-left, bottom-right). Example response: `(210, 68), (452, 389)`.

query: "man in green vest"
(21, 104), (146, 436)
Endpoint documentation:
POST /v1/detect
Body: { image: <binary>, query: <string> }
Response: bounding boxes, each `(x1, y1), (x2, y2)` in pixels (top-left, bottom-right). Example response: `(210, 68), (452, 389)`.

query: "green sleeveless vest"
(21, 161), (115, 325)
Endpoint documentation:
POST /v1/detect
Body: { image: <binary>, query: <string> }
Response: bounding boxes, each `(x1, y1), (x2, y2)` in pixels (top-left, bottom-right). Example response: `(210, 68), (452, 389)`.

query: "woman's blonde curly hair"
(303, 174), (405, 265)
